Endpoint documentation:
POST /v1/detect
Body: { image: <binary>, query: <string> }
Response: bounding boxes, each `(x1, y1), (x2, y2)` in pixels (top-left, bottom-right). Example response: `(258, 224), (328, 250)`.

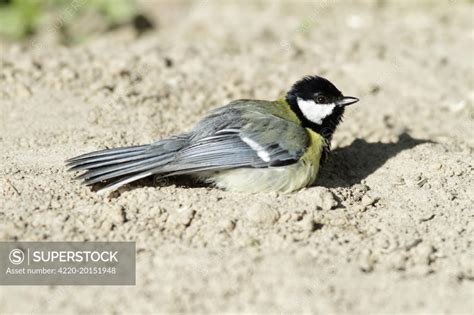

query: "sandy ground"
(0, 0), (473, 314)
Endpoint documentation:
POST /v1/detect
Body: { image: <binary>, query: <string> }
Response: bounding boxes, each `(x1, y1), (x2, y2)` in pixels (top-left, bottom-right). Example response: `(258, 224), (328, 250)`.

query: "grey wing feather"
(158, 111), (309, 175)
(161, 135), (265, 175)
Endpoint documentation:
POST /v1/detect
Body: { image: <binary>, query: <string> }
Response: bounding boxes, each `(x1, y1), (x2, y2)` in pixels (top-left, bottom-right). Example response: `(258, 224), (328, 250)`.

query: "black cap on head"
(287, 75), (343, 101)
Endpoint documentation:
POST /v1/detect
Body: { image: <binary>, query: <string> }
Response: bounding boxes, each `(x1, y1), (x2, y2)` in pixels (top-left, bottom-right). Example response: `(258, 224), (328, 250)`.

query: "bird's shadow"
(316, 132), (433, 188)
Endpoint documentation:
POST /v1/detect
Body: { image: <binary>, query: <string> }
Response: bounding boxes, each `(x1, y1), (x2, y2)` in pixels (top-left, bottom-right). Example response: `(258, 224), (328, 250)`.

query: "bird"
(66, 75), (359, 194)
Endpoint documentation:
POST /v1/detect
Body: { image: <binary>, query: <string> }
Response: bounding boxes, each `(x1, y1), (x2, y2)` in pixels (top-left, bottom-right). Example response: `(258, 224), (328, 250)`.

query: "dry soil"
(0, 1), (473, 314)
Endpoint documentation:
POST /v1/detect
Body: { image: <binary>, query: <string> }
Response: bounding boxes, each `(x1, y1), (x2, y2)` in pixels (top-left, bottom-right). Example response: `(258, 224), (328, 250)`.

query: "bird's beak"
(336, 96), (359, 107)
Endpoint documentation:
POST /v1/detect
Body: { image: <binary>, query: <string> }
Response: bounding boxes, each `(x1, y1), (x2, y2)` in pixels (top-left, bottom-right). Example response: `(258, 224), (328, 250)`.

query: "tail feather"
(81, 153), (175, 185)
(75, 153), (170, 180)
(67, 141), (185, 192)
(66, 145), (149, 163)
(66, 151), (148, 169)
(67, 150), (166, 172)
(96, 172), (154, 195)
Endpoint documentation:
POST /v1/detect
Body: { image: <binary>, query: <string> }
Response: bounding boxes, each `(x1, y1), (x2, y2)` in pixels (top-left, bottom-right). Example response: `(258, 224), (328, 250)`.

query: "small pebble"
(454, 169), (463, 176)
(219, 219), (236, 232)
(247, 202), (280, 225)
(412, 243), (435, 265)
(387, 252), (407, 271)
(312, 187), (337, 210)
(361, 195), (377, 207)
(393, 176), (405, 186)
(416, 177), (428, 188)
(172, 207), (195, 226)
(352, 184), (369, 201)
(300, 217), (322, 232)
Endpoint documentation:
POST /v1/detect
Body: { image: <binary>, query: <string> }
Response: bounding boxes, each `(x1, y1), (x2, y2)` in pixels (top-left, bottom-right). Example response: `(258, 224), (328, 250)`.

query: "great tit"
(67, 75), (359, 194)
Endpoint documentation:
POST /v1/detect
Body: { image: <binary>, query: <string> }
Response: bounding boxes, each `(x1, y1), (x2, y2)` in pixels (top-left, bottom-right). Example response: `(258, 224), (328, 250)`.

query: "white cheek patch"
(297, 97), (336, 124)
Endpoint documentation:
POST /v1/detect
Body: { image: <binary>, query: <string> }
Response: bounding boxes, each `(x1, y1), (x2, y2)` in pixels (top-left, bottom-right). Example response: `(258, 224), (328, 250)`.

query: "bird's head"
(285, 75), (359, 140)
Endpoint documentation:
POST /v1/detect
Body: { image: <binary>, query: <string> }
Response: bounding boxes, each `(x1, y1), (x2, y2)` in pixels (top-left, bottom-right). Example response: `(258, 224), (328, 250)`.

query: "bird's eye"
(315, 95), (327, 104)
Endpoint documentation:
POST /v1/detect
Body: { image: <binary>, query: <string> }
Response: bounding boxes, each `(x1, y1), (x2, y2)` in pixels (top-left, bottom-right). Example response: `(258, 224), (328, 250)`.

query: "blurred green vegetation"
(0, 0), (40, 39)
(0, 0), (152, 43)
